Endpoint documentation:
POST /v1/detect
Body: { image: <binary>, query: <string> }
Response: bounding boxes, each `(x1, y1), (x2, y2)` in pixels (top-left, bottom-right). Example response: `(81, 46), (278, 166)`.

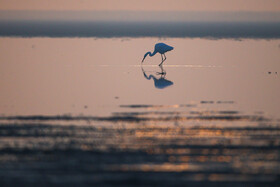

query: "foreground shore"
(0, 113), (279, 186)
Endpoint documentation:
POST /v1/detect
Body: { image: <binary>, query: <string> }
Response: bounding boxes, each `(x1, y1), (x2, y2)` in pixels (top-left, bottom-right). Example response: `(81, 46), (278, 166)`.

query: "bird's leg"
(162, 65), (166, 75)
(159, 54), (164, 66)
(159, 54), (167, 66)
(160, 64), (166, 75)
(163, 54), (167, 61)
(157, 65), (166, 75)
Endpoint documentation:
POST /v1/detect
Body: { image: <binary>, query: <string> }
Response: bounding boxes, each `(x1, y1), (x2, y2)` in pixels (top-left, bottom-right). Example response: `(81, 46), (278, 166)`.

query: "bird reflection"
(142, 66), (173, 89)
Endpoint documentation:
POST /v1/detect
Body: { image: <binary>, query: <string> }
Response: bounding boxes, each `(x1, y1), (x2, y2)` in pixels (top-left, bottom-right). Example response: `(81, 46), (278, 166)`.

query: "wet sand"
(0, 113), (280, 186)
(0, 37), (280, 186)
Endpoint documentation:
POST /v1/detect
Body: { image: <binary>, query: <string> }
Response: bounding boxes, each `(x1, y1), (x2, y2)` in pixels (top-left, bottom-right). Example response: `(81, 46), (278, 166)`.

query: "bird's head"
(141, 57), (145, 63)
(142, 52), (150, 63)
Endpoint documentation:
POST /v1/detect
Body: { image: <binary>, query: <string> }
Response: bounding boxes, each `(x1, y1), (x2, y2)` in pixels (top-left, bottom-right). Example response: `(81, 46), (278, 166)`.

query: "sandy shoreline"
(0, 113), (280, 186)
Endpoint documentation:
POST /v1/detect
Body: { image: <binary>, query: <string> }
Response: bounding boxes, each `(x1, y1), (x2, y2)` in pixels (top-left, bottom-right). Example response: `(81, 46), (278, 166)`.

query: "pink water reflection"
(0, 37), (279, 117)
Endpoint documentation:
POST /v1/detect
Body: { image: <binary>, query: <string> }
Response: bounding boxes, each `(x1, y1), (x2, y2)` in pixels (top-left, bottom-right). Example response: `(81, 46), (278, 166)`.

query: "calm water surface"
(1, 37), (280, 116)
(0, 37), (280, 186)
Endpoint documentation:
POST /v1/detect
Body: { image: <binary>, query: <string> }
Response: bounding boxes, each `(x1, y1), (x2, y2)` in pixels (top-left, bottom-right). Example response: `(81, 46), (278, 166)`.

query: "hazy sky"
(0, 0), (280, 11)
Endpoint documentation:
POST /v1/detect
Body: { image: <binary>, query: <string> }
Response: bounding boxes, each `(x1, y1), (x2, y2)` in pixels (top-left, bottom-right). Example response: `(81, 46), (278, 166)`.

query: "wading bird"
(142, 43), (174, 66)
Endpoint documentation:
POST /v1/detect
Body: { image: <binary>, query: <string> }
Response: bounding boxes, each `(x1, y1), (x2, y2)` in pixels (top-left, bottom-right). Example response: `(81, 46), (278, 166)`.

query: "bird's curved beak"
(141, 57), (145, 63)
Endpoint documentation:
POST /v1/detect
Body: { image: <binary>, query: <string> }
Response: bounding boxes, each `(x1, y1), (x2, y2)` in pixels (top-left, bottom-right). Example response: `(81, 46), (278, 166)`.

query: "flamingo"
(142, 43), (174, 66)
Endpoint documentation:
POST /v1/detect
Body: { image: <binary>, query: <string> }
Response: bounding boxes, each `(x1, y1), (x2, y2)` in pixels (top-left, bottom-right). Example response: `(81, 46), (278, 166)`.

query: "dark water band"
(1, 21), (280, 38)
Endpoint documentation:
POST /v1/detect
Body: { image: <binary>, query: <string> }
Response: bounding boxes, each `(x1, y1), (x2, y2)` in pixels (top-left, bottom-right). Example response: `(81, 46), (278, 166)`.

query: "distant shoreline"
(0, 21), (279, 38)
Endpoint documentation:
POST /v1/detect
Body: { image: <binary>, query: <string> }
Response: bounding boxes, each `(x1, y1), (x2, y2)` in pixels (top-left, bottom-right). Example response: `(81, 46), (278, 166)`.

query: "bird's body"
(142, 43), (174, 66)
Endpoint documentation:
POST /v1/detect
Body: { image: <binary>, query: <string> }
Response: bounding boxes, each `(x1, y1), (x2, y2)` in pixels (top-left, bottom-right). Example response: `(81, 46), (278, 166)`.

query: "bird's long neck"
(142, 50), (157, 62)
(150, 49), (157, 57)
(145, 50), (157, 58)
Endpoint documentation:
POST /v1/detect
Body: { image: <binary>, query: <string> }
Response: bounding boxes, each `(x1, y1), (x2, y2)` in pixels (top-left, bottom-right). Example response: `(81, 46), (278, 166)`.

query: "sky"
(0, 0), (280, 11)
(1, 0), (280, 23)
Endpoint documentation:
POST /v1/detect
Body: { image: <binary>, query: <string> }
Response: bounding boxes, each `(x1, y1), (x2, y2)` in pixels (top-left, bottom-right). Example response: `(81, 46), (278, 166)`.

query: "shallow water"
(1, 37), (280, 117)
(0, 37), (280, 186)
